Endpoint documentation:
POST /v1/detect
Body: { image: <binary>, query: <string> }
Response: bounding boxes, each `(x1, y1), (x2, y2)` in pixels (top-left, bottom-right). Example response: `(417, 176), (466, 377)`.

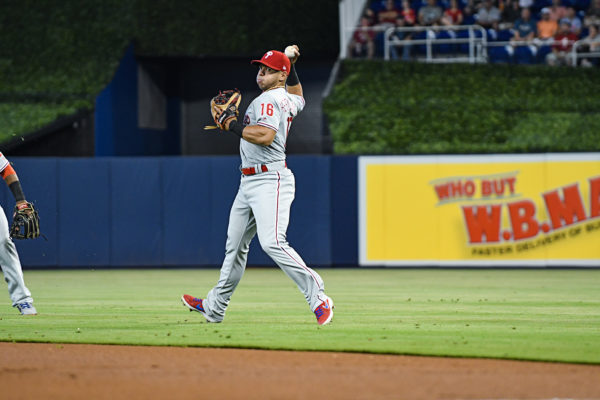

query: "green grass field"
(1, 268), (598, 364)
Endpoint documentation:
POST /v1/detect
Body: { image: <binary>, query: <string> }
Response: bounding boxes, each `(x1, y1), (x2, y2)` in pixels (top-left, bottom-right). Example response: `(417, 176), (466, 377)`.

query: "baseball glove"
(10, 202), (40, 240)
(204, 89), (242, 130)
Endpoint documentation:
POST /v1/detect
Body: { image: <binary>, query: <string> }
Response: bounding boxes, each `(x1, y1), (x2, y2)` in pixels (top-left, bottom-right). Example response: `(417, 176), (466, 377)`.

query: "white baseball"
(285, 45), (299, 61)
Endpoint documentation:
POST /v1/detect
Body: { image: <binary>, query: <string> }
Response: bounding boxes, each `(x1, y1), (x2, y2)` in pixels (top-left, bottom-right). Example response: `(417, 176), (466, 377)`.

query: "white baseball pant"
(203, 168), (326, 322)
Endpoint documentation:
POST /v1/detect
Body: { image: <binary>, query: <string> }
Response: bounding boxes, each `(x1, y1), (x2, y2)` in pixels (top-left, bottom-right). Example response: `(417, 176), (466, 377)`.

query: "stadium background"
(1, 0), (599, 399)
(1, 0), (598, 268)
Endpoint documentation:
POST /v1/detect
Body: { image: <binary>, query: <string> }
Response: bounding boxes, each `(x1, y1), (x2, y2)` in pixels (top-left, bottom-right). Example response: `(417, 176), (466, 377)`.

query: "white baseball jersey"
(240, 87), (305, 167)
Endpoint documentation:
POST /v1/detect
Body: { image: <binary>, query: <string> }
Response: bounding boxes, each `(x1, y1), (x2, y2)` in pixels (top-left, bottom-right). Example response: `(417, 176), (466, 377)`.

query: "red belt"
(241, 162), (287, 176)
(241, 165), (269, 176)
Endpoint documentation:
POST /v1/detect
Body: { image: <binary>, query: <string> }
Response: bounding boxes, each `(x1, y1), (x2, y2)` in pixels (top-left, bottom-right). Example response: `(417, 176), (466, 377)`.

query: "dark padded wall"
(152, 57), (335, 156)
(3, 155), (358, 268)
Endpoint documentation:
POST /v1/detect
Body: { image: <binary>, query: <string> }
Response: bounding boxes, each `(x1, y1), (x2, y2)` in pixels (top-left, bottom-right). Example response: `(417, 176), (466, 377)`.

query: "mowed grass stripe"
(0, 269), (598, 363)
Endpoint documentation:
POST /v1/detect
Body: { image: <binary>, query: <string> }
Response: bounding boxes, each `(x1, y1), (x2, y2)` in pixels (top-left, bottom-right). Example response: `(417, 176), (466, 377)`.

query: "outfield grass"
(1, 269), (598, 364)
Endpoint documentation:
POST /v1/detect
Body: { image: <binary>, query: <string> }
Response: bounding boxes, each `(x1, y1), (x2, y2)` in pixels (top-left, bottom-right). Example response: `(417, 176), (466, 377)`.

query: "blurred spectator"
(584, 0), (600, 27)
(401, 0), (417, 25)
(578, 24), (600, 66)
(511, 8), (537, 42)
(501, 0), (521, 27)
(370, 0), (403, 59)
(548, 0), (568, 22)
(348, 15), (375, 59)
(565, 7), (582, 36)
(537, 7), (558, 40)
(389, 1), (416, 60)
(377, 0), (402, 28)
(419, 0), (444, 25)
(462, 0), (478, 24)
(442, 0), (464, 25)
(546, 19), (578, 65)
(365, 1), (379, 21)
(476, 0), (501, 29)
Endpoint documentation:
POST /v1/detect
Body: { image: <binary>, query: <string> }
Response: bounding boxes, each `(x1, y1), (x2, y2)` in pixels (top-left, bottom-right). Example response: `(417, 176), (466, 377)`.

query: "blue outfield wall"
(2, 156), (358, 268)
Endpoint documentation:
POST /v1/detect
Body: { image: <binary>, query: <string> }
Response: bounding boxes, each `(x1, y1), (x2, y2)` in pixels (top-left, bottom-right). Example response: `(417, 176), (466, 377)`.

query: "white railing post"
(384, 27), (391, 61)
(468, 27), (474, 64)
(571, 40), (580, 67)
(479, 26), (487, 62)
(426, 29), (432, 61)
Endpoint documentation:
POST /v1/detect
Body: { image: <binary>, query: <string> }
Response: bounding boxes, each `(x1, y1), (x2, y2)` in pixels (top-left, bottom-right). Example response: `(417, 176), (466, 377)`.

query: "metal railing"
(345, 23), (600, 67)
(571, 40), (600, 66)
(487, 38), (600, 66)
(485, 39), (552, 61)
(383, 25), (488, 63)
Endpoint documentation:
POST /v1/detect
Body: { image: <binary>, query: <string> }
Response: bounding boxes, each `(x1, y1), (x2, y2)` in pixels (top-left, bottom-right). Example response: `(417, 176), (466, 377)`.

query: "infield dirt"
(1, 342), (599, 399)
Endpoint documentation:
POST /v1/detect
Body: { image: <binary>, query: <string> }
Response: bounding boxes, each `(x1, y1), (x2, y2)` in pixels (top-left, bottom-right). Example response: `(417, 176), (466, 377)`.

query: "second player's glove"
(204, 89), (242, 130)
(10, 202), (40, 240)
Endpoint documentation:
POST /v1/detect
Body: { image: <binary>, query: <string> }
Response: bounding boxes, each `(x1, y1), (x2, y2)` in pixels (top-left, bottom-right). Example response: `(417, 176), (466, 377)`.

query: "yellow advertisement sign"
(359, 154), (600, 266)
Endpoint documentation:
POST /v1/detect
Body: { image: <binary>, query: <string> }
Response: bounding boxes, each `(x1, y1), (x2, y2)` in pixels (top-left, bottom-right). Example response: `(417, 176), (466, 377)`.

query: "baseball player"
(0, 153), (38, 315)
(182, 45), (334, 325)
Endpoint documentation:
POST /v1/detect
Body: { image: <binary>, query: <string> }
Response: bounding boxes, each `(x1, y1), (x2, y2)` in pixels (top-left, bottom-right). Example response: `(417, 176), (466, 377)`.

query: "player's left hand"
(10, 201), (40, 240)
(204, 89), (242, 130)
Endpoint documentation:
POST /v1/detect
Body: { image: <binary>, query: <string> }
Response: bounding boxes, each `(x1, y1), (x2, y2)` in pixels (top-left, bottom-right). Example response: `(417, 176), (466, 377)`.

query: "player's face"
(256, 65), (286, 90)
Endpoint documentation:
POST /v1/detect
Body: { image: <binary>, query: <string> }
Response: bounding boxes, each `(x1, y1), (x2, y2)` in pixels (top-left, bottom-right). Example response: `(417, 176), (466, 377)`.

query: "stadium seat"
(463, 14), (476, 24)
(533, 0), (552, 9)
(536, 44), (553, 63)
(413, 30), (428, 55)
(438, 0), (450, 9)
(488, 46), (511, 63)
(580, 26), (589, 37)
(436, 30), (453, 54)
(486, 28), (498, 41)
(457, 29), (482, 53)
(456, 29), (469, 53)
(374, 31), (386, 58)
(411, 0), (424, 14)
(514, 45), (534, 64)
(370, 0), (387, 12)
(496, 29), (514, 42)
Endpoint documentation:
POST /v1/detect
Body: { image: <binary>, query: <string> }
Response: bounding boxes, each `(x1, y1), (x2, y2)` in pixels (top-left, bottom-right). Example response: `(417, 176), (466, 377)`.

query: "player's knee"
(259, 239), (281, 257)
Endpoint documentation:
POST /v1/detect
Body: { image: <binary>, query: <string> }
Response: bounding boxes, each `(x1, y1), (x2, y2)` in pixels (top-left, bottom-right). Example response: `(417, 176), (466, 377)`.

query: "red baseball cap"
(251, 50), (290, 74)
